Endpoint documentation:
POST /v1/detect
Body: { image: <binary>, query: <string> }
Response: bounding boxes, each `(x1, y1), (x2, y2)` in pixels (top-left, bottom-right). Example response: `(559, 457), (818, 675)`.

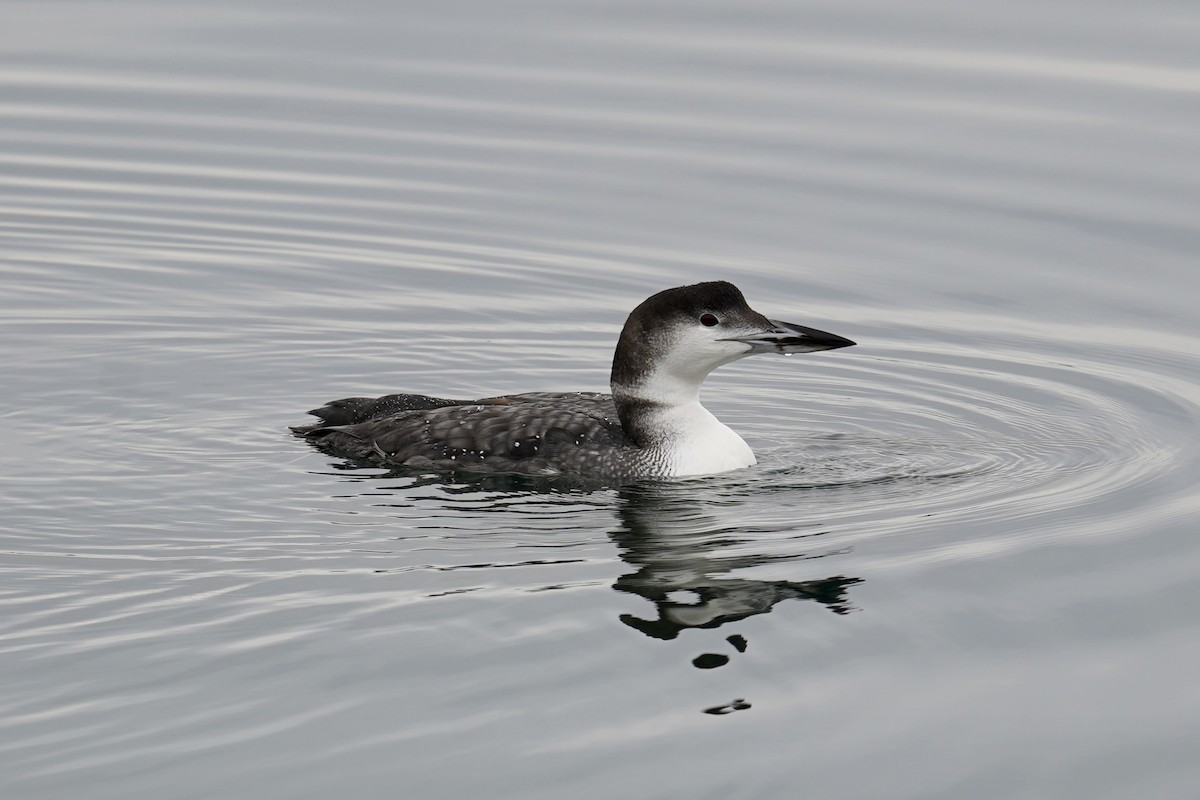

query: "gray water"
(3, 1), (1200, 798)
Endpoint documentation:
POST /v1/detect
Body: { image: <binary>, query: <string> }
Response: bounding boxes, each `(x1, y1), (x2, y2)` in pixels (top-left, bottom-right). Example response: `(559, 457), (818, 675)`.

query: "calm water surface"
(3, 2), (1200, 798)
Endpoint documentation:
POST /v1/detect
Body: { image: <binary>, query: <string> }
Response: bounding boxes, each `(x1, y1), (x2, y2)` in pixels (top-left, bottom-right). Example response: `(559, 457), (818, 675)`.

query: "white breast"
(649, 401), (756, 477)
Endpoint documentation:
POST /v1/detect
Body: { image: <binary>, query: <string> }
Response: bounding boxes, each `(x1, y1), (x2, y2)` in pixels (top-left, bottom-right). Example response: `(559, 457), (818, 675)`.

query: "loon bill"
(293, 280), (855, 481)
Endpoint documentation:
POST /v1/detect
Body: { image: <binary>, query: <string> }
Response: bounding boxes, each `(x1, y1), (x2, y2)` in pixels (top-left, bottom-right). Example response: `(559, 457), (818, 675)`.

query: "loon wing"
(295, 391), (630, 473)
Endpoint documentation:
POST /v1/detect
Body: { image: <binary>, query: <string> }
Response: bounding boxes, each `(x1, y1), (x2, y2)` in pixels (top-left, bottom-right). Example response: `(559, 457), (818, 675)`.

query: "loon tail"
(290, 393), (471, 434)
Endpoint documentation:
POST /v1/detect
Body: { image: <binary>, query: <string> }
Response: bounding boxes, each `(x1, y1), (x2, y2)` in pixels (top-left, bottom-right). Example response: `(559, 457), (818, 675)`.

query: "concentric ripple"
(700, 313), (1200, 567)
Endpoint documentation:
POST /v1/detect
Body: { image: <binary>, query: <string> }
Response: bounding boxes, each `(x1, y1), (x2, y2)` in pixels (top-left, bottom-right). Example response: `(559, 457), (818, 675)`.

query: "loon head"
(610, 281), (855, 401)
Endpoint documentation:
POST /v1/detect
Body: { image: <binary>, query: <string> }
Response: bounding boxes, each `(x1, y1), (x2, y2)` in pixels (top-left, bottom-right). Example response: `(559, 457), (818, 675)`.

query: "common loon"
(293, 281), (855, 481)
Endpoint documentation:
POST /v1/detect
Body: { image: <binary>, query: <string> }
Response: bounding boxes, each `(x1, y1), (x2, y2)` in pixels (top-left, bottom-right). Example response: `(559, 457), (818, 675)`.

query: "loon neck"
(611, 372), (701, 447)
(611, 377), (756, 475)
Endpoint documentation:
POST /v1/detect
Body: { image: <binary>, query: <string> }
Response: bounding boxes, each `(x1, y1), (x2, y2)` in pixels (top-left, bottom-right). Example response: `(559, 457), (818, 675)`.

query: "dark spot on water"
(692, 653), (729, 669)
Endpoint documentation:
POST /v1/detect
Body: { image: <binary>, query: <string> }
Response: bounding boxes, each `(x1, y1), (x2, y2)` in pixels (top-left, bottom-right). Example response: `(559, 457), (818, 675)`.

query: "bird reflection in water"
(612, 484), (861, 714)
(346, 470), (861, 716)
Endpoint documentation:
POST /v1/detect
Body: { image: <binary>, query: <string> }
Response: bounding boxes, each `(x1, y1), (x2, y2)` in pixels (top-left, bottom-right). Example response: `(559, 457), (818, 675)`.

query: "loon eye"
(700, 313), (720, 327)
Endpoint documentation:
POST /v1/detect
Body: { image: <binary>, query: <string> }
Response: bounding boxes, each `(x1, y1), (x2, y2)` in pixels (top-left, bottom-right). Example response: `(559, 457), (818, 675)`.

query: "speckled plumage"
(293, 391), (666, 479)
(294, 281), (856, 481)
